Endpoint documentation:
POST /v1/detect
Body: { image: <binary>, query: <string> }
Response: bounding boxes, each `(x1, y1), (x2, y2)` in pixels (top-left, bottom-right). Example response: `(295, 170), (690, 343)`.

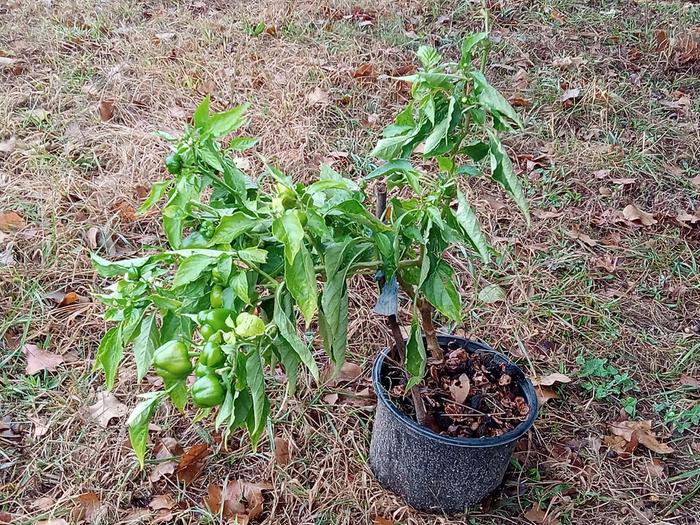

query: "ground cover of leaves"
(1, 1), (699, 524)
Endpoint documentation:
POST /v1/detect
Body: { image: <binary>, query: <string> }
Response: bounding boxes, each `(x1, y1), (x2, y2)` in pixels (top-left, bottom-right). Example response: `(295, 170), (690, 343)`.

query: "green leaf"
(478, 283), (506, 303)
(231, 272), (250, 303)
(162, 205), (185, 249)
(284, 245), (317, 327)
(422, 260), (461, 322)
(94, 326), (123, 390)
(365, 159), (417, 182)
(405, 313), (426, 391)
(416, 46), (442, 69)
(163, 375), (188, 412)
(330, 200), (391, 232)
(127, 391), (166, 468)
(215, 388), (235, 431)
(234, 312), (266, 338)
(133, 314), (159, 381)
(371, 131), (416, 160)
(487, 130), (530, 224)
(137, 181), (172, 214)
(209, 213), (256, 245)
(227, 136), (258, 151)
(208, 104), (249, 138)
(461, 141), (490, 162)
(91, 253), (152, 277)
(121, 308), (146, 344)
(273, 211), (304, 264)
(454, 189), (491, 263)
(319, 241), (368, 367)
(245, 348), (268, 448)
(423, 97), (455, 155)
(273, 285), (319, 381)
(273, 336), (300, 395)
(237, 247), (268, 264)
(173, 254), (215, 287)
(460, 32), (488, 67)
(193, 96), (210, 128)
(471, 71), (522, 129)
(230, 388), (253, 430)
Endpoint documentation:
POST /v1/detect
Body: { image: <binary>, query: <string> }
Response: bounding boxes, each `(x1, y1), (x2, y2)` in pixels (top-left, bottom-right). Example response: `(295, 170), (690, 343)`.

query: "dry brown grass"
(2, 0), (700, 524)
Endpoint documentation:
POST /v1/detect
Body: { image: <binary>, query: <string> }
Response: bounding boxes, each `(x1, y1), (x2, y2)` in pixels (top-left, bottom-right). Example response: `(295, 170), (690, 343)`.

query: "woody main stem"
(375, 182), (430, 427)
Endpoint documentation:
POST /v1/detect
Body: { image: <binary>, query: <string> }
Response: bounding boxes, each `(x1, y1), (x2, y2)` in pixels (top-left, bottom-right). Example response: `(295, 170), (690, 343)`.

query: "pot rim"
(372, 334), (538, 448)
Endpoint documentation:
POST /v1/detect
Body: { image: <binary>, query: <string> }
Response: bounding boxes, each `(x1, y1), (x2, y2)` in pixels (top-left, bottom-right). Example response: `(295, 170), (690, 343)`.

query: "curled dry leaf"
(149, 437), (182, 482)
(32, 497), (55, 510)
(535, 386), (559, 406)
(204, 480), (272, 522)
(690, 175), (700, 188)
(98, 99), (114, 122)
(27, 414), (50, 438)
(24, 344), (65, 375)
(611, 177), (636, 185)
(623, 204), (657, 226)
(0, 211), (25, 232)
(175, 443), (210, 484)
(609, 420), (673, 454)
(88, 391), (129, 428)
(449, 373), (471, 404)
(274, 436), (291, 465)
(323, 392), (338, 405)
(531, 372), (572, 387)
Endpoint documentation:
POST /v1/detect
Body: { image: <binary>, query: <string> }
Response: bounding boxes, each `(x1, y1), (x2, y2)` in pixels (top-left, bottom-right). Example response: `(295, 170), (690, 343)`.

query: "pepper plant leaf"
(94, 325), (123, 391)
(127, 391), (166, 468)
(454, 189), (491, 263)
(487, 130), (530, 224)
(405, 313), (427, 391)
(132, 314), (159, 381)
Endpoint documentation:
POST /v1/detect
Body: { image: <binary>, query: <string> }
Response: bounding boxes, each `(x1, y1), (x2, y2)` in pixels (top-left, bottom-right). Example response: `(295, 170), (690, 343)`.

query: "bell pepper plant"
(92, 33), (528, 466)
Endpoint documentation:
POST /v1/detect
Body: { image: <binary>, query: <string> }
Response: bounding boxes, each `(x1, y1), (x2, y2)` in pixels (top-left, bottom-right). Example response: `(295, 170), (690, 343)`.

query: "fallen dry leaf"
(71, 492), (101, 523)
(532, 209), (563, 220)
(0, 211), (25, 232)
(535, 386), (559, 406)
(610, 420), (673, 454)
(204, 480), (272, 522)
(334, 361), (363, 383)
(37, 520), (68, 525)
(565, 227), (598, 247)
(531, 372), (572, 387)
(323, 392), (339, 405)
(552, 56), (587, 68)
(175, 443), (210, 484)
(560, 87), (581, 102)
(98, 99), (114, 122)
(690, 175), (700, 188)
(592, 255), (620, 273)
(680, 375), (700, 389)
(524, 503), (558, 525)
(374, 518), (395, 525)
(27, 414), (50, 438)
(647, 458), (667, 479)
(32, 497), (55, 511)
(611, 177), (636, 185)
(449, 373), (471, 404)
(274, 436), (290, 465)
(623, 204), (657, 226)
(149, 494), (175, 511)
(149, 437), (182, 482)
(88, 391), (129, 428)
(508, 95), (531, 107)
(306, 87), (330, 106)
(592, 169), (610, 179)
(0, 138), (16, 155)
(352, 63), (376, 79)
(24, 344), (65, 375)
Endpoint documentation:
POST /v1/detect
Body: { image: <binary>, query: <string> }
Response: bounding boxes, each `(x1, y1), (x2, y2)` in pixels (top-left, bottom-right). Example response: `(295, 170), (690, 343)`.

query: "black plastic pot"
(369, 335), (538, 514)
